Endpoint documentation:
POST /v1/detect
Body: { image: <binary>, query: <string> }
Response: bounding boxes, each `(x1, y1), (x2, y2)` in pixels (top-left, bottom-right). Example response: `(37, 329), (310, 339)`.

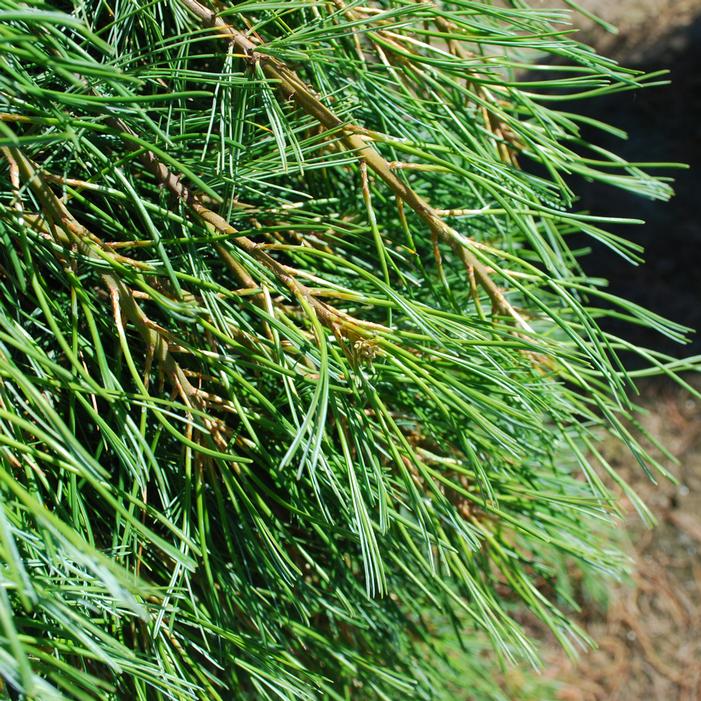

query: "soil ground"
(540, 378), (701, 701)
(543, 0), (701, 64)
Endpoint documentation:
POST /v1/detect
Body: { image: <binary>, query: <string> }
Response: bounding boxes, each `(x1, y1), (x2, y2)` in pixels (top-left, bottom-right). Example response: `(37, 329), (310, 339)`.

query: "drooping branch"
(177, 0), (532, 331)
(110, 118), (389, 340)
(2, 147), (205, 401)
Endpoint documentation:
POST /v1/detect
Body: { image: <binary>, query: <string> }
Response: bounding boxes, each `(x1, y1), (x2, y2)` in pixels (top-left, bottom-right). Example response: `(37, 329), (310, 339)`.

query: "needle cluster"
(0, 0), (696, 699)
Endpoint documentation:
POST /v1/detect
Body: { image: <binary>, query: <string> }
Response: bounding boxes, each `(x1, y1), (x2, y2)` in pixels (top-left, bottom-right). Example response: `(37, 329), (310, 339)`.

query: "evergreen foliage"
(0, 0), (696, 698)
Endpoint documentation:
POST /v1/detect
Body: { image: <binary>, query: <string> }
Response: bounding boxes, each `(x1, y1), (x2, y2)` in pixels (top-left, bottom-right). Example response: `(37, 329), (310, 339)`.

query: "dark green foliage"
(0, 0), (695, 698)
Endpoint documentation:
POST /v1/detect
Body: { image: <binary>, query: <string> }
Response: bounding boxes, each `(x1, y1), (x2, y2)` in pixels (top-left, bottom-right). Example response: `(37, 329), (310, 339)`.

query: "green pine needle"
(0, 0), (694, 699)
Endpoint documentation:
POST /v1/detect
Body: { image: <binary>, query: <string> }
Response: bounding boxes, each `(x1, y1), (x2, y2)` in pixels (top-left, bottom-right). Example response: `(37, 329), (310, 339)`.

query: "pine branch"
(179, 0), (532, 329)
(0, 2), (696, 699)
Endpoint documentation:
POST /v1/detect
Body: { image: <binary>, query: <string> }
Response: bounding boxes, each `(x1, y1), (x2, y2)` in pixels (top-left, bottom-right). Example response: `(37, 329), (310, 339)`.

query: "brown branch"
(177, 0), (531, 330)
(2, 147), (207, 405)
(108, 116), (386, 340)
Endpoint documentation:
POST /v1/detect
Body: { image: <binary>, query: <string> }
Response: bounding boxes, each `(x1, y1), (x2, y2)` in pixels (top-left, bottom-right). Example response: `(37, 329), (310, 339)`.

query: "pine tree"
(0, 0), (695, 698)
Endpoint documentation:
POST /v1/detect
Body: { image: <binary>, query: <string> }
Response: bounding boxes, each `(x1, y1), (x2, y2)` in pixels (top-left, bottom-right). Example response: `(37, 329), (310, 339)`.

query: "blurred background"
(525, 2), (701, 700)
(554, 0), (701, 361)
